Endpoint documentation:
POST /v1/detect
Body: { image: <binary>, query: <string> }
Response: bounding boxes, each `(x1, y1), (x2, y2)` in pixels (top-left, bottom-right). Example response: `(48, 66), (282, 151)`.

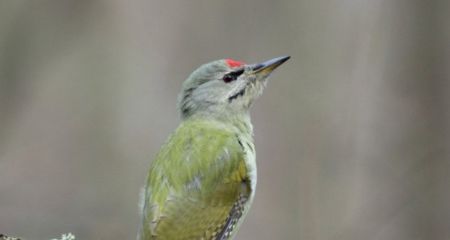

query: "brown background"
(1, 1), (449, 239)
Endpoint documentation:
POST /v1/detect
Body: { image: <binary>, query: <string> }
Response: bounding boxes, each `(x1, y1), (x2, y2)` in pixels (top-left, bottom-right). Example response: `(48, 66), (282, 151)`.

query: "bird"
(138, 56), (290, 240)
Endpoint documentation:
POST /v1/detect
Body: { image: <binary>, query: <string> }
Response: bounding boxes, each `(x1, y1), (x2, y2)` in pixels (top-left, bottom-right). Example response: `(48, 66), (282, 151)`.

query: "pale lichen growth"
(50, 233), (75, 240)
(0, 234), (21, 240)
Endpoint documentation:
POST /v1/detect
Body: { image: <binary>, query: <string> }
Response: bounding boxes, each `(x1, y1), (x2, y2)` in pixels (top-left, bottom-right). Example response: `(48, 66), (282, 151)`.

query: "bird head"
(178, 56), (290, 120)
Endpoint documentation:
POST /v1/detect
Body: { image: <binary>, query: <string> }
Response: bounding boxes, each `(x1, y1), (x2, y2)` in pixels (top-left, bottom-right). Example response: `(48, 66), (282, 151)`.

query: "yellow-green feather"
(140, 119), (251, 240)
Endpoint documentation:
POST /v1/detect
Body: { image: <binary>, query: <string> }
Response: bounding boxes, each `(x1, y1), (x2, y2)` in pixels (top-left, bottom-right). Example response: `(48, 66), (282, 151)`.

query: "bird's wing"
(140, 121), (251, 240)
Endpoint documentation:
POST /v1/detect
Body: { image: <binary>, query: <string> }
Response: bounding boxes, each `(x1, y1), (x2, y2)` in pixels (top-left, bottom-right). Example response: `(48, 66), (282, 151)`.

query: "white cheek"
(226, 80), (249, 99)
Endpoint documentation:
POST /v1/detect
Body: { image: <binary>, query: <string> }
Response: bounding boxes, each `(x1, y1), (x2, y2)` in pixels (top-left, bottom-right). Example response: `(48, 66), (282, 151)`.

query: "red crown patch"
(225, 59), (245, 68)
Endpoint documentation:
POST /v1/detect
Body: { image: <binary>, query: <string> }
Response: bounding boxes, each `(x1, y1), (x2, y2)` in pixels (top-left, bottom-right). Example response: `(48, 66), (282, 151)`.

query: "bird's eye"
(223, 74), (237, 83)
(222, 69), (244, 83)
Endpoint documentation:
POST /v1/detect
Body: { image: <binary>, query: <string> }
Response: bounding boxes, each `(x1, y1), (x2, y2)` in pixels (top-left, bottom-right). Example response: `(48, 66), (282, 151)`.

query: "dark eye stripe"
(223, 69), (244, 83)
(231, 69), (245, 76)
(223, 74), (236, 83)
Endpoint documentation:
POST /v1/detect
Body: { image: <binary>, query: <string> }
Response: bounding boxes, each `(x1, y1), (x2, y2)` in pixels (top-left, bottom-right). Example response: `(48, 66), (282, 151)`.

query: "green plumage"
(139, 119), (254, 240)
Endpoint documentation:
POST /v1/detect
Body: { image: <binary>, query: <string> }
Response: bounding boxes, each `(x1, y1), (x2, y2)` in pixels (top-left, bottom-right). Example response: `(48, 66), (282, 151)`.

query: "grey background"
(1, 0), (449, 239)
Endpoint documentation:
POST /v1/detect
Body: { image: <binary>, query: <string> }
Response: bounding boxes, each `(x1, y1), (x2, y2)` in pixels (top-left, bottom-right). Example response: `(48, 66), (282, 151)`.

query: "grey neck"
(185, 110), (253, 137)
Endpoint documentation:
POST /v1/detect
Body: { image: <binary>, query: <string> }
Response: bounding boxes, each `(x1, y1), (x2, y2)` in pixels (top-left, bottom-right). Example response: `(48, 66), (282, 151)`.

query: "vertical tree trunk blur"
(324, 0), (450, 239)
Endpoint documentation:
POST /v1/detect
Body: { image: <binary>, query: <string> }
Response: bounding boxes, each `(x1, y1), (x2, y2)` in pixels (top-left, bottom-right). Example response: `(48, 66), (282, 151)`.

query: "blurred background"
(1, 0), (449, 239)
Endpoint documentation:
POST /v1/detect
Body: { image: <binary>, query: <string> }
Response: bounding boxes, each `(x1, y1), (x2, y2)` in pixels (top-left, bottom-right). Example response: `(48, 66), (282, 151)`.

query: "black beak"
(251, 56), (290, 74)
